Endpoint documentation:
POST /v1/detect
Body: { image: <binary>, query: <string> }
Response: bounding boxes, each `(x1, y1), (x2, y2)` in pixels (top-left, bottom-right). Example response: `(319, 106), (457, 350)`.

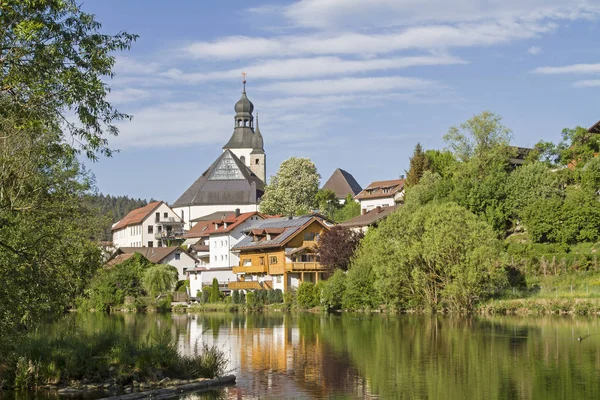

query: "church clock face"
(209, 153), (244, 181)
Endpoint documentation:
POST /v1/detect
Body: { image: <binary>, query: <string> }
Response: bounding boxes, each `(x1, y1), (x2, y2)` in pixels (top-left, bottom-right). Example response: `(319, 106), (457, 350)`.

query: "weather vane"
(242, 72), (247, 84)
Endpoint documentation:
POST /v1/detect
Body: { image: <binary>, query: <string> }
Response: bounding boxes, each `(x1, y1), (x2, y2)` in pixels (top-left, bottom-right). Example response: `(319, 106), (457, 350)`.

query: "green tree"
(142, 265), (178, 297)
(405, 143), (431, 187)
(333, 194), (361, 222)
(259, 157), (320, 215)
(318, 226), (364, 272)
(297, 282), (318, 308)
(351, 202), (507, 311)
(424, 149), (456, 178)
(321, 269), (346, 312)
(210, 278), (222, 303)
(315, 189), (341, 220)
(0, 0), (135, 332)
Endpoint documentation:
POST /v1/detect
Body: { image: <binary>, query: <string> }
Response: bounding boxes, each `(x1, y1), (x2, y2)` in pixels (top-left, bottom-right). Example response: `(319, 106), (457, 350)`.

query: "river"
(15, 312), (600, 399)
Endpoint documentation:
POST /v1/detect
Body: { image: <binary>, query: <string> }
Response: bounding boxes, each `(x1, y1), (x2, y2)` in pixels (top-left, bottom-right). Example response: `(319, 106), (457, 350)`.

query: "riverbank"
(0, 329), (229, 393)
(478, 297), (600, 316)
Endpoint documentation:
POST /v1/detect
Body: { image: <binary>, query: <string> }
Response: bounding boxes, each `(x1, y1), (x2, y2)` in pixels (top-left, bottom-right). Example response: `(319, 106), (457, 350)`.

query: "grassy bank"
(0, 329), (227, 391)
(479, 298), (600, 316)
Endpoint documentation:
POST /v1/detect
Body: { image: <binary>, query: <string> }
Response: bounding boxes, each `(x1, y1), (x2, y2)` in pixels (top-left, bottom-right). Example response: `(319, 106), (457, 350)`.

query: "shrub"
(297, 282), (318, 308)
(201, 286), (211, 303)
(142, 265), (178, 297)
(210, 278), (222, 303)
(246, 291), (256, 308)
(267, 289), (283, 304)
(321, 269), (346, 312)
(284, 288), (297, 310)
(232, 290), (240, 304)
(176, 280), (189, 293)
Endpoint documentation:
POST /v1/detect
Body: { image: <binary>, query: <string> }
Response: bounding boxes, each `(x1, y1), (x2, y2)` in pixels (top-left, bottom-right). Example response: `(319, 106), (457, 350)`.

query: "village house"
(186, 210), (266, 297)
(106, 246), (197, 281)
(321, 168), (362, 204)
(354, 178), (405, 212)
(172, 82), (266, 230)
(111, 201), (185, 249)
(341, 204), (401, 233)
(229, 214), (332, 293)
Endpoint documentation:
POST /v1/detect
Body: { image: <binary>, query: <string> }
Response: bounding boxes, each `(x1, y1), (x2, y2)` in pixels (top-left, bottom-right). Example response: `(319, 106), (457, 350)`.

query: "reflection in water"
(30, 313), (600, 399)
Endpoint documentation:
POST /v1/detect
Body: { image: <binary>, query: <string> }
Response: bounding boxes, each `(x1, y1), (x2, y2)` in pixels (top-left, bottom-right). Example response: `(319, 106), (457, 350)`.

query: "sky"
(82, 0), (600, 203)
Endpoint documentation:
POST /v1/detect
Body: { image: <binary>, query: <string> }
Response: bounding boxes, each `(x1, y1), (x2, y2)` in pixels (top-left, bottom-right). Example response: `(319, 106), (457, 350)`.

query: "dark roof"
(172, 150), (264, 208)
(190, 210), (237, 223)
(355, 179), (405, 201)
(232, 215), (330, 251)
(112, 201), (163, 231)
(106, 246), (197, 266)
(589, 119), (600, 134)
(341, 205), (400, 228)
(322, 168), (362, 199)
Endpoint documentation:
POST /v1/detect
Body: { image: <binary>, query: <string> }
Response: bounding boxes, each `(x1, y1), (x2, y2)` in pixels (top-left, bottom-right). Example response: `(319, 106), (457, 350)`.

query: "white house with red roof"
(354, 178), (405, 212)
(187, 209), (265, 297)
(111, 201), (184, 249)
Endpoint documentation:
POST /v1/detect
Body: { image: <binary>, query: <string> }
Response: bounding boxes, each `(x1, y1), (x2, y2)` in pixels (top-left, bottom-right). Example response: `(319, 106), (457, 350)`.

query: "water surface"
(10, 313), (600, 399)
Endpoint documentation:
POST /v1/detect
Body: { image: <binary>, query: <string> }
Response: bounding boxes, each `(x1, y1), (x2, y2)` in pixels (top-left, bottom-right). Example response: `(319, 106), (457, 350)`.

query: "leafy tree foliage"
(260, 157), (320, 216)
(405, 143), (430, 187)
(318, 225), (364, 271)
(84, 194), (153, 241)
(321, 269), (346, 312)
(210, 278), (222, 303)
(297, 282), (319, 308)
(533, 126), (600, 167)
(315, 189), (341, 220)
(351, 202), (507, 311)
(333, 194), (361, 222)
(142, 264), (178, 297)
(81, 253), (154, 312)
(0, 0), (135, 332)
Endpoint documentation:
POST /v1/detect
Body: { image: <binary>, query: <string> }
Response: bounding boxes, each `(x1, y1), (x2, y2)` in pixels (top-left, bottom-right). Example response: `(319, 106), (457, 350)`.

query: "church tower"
(222, 78), (266, 183)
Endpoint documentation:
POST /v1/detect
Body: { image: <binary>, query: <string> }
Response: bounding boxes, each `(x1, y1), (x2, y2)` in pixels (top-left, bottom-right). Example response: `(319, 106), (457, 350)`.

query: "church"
(172, 81), (266, 229)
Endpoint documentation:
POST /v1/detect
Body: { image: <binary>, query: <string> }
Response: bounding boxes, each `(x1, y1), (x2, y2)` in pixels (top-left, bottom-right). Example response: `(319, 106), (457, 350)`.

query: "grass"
(0, 329), (227, 391)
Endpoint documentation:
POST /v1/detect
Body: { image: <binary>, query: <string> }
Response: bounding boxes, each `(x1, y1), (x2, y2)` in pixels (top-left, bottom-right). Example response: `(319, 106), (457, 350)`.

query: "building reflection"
(172, 313), (363, 399)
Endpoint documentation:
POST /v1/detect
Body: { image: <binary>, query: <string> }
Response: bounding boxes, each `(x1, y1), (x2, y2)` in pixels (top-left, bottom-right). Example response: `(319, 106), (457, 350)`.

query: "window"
(259, 257), (265, 265)
(304, 232), (317, 241)
(164, 212), (168, 218)
(255, 159), (260, 165)
(148, 225), (153, 234)
(240, 156), (246, 164)
(175, 253), (181, 260)
(243, 259), (251, 266)
(157, 241), (162, 247)
(214, 256), (217, 262)
(221, 255), (224, 261)
(148, 241), (153, 247)
(155, 212), (160, 221)
(269, 256), (278, 264)
(276, 276), (282, 283)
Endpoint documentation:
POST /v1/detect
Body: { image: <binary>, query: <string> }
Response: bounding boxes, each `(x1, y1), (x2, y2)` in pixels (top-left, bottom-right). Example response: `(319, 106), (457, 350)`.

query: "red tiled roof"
(107, 246), (197, 265)
(354, 179), (405, 200)
(112, 201), (164, 231)
(184, 211), (264, 238)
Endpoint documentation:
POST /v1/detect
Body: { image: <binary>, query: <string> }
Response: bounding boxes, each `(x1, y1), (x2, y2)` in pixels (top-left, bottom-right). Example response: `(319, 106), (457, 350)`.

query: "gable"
(209, 151), (245, 181)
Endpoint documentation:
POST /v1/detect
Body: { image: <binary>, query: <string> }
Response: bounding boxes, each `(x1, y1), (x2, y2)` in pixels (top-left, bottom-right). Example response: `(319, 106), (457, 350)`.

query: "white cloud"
(113, 102), (231, 148)
(528, 46), (542, 54)
(161, 54), (466, 82)
(107, 88), (153, 104)
(257, 76), (436, 96)
(573, 79), (600, 87)
(182, 21), (554, 60)
(113, 56), (160, 75)
(284, 0), (600, 29)
(532, 63), (600, 74)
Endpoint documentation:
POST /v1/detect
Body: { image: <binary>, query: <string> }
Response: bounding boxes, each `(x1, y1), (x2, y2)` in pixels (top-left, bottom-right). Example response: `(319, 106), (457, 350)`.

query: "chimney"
(376, 206), (382, 213)
(362, 208), (367, 215)
(235, 208), (241, 217)
(288, 215), (293, 220)
(399, 174), (405, 179)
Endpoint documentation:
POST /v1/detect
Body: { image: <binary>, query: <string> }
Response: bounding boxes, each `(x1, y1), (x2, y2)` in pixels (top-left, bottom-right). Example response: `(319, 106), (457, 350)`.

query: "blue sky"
(83, 0), (600, 203)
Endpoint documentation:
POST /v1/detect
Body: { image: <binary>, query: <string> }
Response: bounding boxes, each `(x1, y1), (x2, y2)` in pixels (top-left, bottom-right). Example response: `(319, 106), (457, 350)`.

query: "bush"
(284, 288), (297, 310)
(255, 289), (267, 305)
(142, 265), (178, 297)
(267, 289), (283, 304)
(321, 269), (346, 312)
(201, 286), (211, 303)
(297, 282), (319, 308)
(210, 278), (222, 303)
(176, 280), (189, 293)
(246, 291), (256, 308)
(232, 290), (240, 304)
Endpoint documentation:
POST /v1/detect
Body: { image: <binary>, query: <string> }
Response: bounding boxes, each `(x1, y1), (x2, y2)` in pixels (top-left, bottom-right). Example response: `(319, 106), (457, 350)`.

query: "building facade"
(354, 178), (405, 212)
(229, 215), (331, 293)
(112, 201), (185, 249)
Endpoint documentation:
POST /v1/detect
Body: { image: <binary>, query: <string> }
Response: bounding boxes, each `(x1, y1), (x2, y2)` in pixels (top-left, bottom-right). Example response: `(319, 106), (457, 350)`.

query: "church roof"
(172, 150), (264, 208)
(223, 85), (264, 151)
(322, 168), (363, 199)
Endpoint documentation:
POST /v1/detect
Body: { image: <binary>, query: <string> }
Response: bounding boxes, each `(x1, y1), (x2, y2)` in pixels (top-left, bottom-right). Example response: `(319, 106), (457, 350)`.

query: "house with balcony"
(186, 209), (266, 298)
(111, 201), (186, 249)
(354, 178), (405, 212)
(229, 214), (332, 292)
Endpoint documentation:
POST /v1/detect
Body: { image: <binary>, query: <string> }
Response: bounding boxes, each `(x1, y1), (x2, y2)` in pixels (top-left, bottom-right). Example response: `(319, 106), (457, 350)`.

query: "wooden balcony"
(232, 265), (267, 274)
(268, 265), (284, 275)
(228, 281), (272, 290)
(285, 262), (326, 272)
